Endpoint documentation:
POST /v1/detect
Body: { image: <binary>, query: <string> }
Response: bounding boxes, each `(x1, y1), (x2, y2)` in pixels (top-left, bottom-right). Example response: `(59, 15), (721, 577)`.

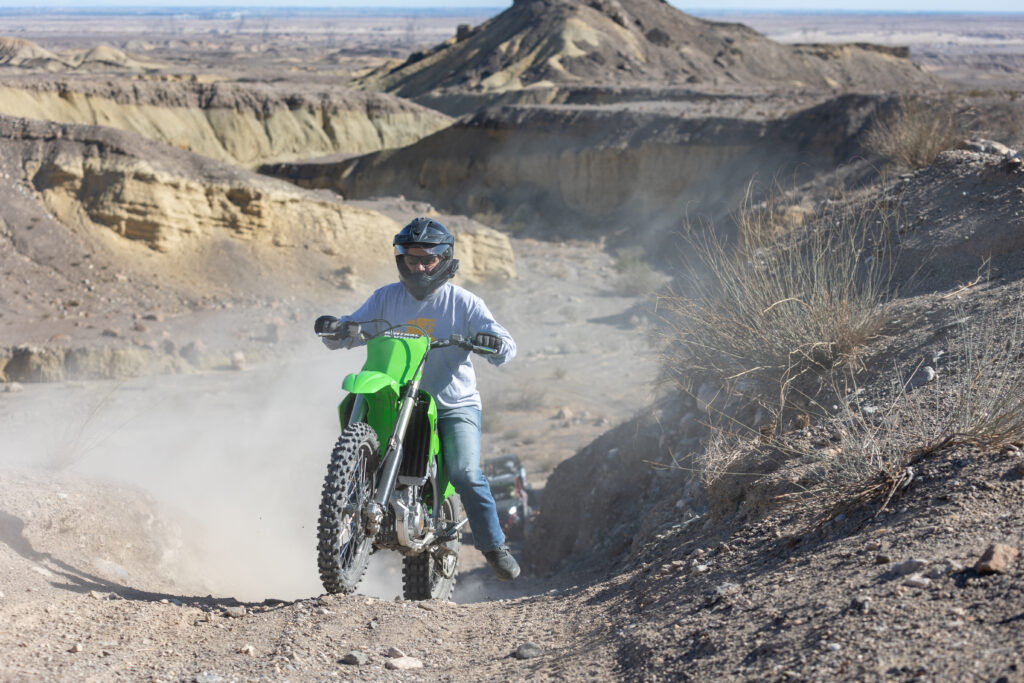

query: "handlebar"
(430, 334), (497, 356)
(316, 318), (496, 355)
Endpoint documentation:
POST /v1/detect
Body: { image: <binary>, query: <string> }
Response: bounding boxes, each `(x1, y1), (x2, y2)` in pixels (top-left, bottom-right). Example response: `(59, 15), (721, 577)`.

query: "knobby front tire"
(317, 422), (378, 594)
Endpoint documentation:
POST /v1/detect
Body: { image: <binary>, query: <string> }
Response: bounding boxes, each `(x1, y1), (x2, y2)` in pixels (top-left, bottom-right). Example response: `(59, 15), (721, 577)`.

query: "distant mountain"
(356, 0), (936, 114)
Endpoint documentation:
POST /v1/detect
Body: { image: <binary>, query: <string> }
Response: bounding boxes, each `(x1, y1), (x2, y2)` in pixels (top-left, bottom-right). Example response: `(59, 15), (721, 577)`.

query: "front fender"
(342, 370), (400, 398)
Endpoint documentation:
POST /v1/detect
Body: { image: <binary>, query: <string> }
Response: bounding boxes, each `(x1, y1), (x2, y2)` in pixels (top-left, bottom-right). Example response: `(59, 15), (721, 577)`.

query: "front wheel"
(402, 494), (465, 601)
(317, 422), (378, 594)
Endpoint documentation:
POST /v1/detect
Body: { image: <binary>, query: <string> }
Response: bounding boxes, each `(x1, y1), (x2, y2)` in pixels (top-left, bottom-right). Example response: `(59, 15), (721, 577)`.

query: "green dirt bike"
(314, 318), (496, 600)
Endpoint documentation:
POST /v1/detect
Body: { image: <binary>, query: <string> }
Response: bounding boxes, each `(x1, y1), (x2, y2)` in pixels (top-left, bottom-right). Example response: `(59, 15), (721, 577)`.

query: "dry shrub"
(943, 295), (1024, 443)
(613, 247), (665, 297)
(702, 291), (1024, 502)
(863, 96), (962, 169)
(660, 194), (901, 406)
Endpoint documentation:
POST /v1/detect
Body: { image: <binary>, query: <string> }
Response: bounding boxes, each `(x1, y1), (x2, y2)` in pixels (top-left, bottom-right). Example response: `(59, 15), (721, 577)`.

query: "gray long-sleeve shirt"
(335, 282), (516, 410)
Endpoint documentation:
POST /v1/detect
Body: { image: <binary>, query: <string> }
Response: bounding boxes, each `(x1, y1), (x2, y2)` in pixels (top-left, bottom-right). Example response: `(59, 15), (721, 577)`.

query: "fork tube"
(347, 395), (367, 425)
(372, 377), (422, 509)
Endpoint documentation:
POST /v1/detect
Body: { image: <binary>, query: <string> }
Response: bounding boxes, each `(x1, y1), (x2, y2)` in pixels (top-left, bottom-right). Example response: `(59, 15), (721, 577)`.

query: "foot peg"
(435, 518), (469, 543)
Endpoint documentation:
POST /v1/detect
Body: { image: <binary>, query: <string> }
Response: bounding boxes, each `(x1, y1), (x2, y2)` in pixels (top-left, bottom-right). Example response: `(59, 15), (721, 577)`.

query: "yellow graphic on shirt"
(405, 317), (437, 338)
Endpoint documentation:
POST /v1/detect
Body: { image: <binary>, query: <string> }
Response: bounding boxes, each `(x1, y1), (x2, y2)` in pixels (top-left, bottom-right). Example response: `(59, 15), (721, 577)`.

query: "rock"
(892, 558), (927, 576)
(100, 328), (122, 338)
(903, 365), (936, 390)
(368, 618), (379, 630)
(223, 605), (246, 618)
(555, 406), (573, 420)
(959, 139), (1011, 156)
(88, 590), (106, 600)
(238, 645), (256, 656)
(341, 651), (368, 665)
(924, 560), (963, 579)
(974, 543), (1019, 574)
(1006, 462), (1024, 480)
(850, 596), (871, 613)
(230, 351), (246, 371)
(385, 656), (423, 670)
(515, 642), (544, 659)
(65, 347), (152, 380)
(874, 554), (892, 565)
(3, 382), (24, 393)
(68, 643), (83, 653)
(194, 674), (223, 683)
(131, 321), (148, 333)
(386, 647), (407, 658)
(903, 573), (931, 588)
(714, 582), (741, 597)
(143, 312), (164, 321)
(180, 340), (206, 367)
(5, 345), (65, 382)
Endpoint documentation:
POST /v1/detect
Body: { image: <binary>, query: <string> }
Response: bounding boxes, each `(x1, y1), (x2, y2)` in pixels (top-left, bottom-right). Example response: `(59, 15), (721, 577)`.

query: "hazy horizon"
(0, 2), (1021, 15)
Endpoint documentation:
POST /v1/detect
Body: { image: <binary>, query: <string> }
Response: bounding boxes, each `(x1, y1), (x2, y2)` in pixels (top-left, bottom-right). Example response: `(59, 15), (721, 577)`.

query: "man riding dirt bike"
(314, 217), (520, 586)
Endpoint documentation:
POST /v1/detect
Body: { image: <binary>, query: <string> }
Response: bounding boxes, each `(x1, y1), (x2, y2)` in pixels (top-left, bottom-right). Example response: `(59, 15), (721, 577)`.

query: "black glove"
(472, 332), (502, 353)
(314, 315), (340, 336)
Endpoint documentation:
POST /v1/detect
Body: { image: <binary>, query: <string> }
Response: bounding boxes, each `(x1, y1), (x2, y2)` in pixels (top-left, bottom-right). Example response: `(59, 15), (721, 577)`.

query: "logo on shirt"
(405, 317), (436, 338)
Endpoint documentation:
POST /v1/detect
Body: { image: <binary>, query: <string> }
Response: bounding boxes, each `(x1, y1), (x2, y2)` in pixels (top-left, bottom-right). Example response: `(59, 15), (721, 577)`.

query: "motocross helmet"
(394, 217), (459, 300)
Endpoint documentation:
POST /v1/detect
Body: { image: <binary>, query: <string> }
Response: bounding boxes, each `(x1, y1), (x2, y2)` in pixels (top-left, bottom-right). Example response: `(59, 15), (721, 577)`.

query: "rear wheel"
(317, 422), (378, 594)
(402, 494), (465, 601)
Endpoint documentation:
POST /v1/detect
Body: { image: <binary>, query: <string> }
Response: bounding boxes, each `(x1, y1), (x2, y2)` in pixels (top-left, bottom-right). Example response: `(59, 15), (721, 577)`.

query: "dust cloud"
(0, 325), (408, 603)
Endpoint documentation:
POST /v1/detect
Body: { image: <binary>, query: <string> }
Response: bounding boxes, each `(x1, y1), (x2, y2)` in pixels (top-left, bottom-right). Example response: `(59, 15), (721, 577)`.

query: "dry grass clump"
(863, 96), (962, 169)
(613, 246), (665, 297)
(699, 292), (1024, 505)
(661, 194), (901, 405)
(941, 296), (1024, 444)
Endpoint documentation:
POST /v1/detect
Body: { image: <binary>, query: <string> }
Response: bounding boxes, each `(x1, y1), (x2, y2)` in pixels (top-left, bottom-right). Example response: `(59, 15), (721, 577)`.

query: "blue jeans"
(437, 406), (506, 552)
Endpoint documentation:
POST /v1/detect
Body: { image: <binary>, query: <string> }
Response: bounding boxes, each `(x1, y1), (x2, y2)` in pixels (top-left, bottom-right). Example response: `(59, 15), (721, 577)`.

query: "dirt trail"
(0, 238), (662, 680)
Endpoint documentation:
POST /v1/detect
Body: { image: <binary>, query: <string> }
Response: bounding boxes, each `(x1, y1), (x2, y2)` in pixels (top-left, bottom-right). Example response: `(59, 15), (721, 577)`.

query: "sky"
(0, 0), (1019, 13)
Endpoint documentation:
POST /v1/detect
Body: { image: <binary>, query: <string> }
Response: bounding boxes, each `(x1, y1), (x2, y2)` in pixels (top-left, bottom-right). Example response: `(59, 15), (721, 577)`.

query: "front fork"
(364, 381), (421, 535)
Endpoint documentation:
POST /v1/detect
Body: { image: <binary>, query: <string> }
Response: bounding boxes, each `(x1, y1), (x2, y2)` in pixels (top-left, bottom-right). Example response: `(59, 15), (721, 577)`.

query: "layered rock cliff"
(0, 78), (453, 167)
(0, 114), (515, 381)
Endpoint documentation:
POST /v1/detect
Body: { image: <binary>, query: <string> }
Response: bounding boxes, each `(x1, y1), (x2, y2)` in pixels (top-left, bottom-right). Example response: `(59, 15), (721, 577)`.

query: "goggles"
(395, 244), (449, 267)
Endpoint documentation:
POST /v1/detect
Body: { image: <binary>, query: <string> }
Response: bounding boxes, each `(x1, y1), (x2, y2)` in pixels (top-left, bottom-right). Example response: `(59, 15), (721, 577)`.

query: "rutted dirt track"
(1, 2), (1024, 681)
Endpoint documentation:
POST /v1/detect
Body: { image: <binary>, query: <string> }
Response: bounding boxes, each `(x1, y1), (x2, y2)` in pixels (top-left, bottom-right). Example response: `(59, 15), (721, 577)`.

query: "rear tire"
(317, 422), (378, 594)
(402, 494), (465, 601)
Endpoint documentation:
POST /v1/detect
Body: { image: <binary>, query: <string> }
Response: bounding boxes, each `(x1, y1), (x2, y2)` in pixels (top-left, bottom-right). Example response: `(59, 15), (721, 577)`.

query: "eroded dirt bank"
(263, 94), (891, 246)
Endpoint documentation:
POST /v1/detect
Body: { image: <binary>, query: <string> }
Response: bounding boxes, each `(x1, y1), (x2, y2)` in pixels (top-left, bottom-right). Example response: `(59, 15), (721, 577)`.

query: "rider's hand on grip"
(472, 332), (502, 354)
(314, 315), (340, 336)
